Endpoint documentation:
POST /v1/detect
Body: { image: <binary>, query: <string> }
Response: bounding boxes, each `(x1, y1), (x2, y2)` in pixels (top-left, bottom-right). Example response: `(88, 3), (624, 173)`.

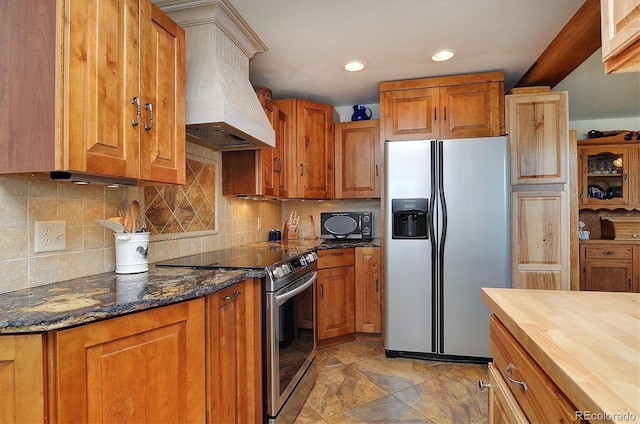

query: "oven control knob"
(273, 267), (284, 278)
(281, 264), (290, 275)
(306, 252), (316, 263)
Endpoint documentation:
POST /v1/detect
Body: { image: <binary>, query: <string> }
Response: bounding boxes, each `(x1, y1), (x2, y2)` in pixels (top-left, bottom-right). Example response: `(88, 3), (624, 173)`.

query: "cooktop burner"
(154, 245), (307, 270)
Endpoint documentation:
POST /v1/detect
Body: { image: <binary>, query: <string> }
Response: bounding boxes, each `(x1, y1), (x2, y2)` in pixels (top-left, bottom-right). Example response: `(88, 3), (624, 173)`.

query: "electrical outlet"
(34, 221), (67, 253)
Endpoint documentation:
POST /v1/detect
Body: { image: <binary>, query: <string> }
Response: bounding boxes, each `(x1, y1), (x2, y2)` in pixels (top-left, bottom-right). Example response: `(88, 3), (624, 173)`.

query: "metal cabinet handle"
(131, 97), (140, 126)
(434, 107), (437, 121)
(603, 250), (615, 255)
(505, 363), (528, 392)
(375, 278), (379, 292)
(222, 290), (241, 301)
(320, 283), (324, 298)
(144, 102), (153, 130)
(331, 251), (344, 256)
(300, 164), (304, 176)
(443, 106), (446, 121)
(375, 164), (379, 177)
(274, 157), (281, 173)
(478, 380), (491, 391)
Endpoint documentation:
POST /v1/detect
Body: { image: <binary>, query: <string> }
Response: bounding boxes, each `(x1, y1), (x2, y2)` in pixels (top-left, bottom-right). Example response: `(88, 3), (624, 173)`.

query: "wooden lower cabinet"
(0, 334), (46, 423)
(354, 247), (382, 334)
(580, 242), (639, 292)
(206, 279), (262, 424)
(0, 282), (263, 424)
(511, 190), (570, 290)
(488, 315), (581, 423)
(317, 249), (355, 340)
(53, 299), (206, 423)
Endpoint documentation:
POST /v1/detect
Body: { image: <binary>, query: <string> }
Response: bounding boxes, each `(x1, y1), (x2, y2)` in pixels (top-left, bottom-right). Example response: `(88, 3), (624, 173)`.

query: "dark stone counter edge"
(0, 241), (380, 334)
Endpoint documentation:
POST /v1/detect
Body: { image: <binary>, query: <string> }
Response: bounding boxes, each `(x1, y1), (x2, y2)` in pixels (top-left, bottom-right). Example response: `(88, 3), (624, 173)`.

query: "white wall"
(570, 116), (640, 140)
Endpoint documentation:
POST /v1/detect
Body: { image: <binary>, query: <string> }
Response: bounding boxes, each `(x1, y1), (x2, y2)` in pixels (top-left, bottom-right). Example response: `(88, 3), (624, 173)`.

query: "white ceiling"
(228, 0), (639, 122)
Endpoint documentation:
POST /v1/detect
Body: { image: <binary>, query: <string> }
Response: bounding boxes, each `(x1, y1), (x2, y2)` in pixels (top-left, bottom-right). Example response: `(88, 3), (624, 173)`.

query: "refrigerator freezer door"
(439, 136), (510, 357)
(384, 140), (434, 354)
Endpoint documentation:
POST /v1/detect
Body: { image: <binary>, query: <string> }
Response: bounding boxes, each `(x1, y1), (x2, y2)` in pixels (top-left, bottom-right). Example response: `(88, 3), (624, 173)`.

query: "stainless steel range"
(156, 245), (318, 423)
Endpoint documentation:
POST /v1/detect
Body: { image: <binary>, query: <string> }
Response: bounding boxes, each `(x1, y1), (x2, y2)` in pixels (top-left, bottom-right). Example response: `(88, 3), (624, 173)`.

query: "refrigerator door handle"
(437, 139), (448, 353)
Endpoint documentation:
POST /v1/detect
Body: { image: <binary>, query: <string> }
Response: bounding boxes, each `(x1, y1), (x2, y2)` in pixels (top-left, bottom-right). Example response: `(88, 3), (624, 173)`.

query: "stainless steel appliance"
(384, 137), (510, 362)
(156, 245), (318, 423)
(320, 211), (373, 240)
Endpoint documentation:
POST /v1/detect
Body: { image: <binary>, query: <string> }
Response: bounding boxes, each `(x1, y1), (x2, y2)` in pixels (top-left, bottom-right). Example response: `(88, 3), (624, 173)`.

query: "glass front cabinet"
(579, 143), (640, 210)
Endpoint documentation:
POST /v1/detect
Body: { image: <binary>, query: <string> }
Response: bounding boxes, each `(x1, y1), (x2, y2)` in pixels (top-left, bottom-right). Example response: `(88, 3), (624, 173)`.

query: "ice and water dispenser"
(391, 198), (429, 239)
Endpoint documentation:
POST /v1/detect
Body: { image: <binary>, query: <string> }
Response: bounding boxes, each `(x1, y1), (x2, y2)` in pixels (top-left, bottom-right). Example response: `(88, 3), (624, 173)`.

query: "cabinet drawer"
(317, 248), (355, 269)
(487, 363), (529, 424)
(583, 245), (633, 260)
(490, 316), (579, 423)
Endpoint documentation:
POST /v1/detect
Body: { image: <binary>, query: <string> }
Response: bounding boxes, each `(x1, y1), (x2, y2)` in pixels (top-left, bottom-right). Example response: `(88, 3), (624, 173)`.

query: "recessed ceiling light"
(344, 60), (365, 72)
(431, 49), (455, 62)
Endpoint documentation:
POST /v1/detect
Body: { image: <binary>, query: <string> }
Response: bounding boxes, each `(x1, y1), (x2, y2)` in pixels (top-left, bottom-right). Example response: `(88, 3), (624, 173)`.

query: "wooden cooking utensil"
(130, 200), (140, 232)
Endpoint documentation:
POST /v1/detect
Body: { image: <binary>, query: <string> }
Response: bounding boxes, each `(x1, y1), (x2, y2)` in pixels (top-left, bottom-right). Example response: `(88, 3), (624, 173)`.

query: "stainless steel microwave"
(320, 212), (373, 240)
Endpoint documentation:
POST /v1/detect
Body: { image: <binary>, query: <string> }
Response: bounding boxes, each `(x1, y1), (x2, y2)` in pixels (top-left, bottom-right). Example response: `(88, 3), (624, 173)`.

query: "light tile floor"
(294, 340), (488, 424)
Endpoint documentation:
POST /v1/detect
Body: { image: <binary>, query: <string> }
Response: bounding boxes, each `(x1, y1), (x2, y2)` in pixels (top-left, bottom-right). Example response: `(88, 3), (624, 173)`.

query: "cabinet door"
(583, 261), (634, 292)
(53, 299), (205, 423)
(601, 0), (640, 61)
(207, 281), (262, 424)
(65, 0), (141, 179)
(512, 190), (569, 290)
(317, 266), (355, 340)
(579, 146), (629, 207)
(507, 92), (568, 185)
(440, 81), (502, 139)
(355, 247), (382, 334)
(139, 0), (185, 184)
(381, 87), (440, 141)
(260, 97), (277, 196)
(0, 335), (45, 423)
(635, 247), (640, 292)
(274, 107), (289, 198)
(335, 120), (381, 198)
(296, 100), (335, 198)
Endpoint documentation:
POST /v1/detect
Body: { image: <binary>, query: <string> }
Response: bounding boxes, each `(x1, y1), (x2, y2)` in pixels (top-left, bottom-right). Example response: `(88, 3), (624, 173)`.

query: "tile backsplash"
(0, 143), (282, 294)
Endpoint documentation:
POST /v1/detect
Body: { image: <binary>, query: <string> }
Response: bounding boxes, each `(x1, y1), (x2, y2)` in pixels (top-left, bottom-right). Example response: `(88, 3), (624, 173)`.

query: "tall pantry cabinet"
(507, 87), (578, 290)
(0, 0), (186, 185)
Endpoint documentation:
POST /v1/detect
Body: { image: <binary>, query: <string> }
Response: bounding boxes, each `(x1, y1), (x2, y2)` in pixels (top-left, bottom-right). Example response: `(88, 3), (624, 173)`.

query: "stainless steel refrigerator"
(384, 137), (510, 362)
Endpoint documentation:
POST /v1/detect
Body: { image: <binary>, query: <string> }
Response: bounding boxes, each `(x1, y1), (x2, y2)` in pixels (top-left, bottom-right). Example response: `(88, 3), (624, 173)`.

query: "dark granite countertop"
(0, 239), (380, 334)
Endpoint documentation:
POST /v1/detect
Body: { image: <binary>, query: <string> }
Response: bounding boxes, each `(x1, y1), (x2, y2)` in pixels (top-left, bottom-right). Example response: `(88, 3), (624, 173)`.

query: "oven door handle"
(274, 272), (317, 305)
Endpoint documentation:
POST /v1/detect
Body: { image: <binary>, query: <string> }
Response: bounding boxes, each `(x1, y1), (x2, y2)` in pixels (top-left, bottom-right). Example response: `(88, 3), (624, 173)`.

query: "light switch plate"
(34, 221), (67, 253)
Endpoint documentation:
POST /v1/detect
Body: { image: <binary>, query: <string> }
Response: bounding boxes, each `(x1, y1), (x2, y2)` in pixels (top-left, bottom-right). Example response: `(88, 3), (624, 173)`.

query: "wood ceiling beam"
(516, 0), (601, 88)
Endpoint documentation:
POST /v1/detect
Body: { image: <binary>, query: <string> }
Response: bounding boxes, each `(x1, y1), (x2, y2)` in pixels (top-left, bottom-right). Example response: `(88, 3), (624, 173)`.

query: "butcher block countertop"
(482, 288), (639, 423)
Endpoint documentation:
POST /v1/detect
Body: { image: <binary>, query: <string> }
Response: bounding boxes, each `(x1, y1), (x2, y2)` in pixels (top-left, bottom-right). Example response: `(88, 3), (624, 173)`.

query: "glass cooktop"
(154, 245), (308, 270)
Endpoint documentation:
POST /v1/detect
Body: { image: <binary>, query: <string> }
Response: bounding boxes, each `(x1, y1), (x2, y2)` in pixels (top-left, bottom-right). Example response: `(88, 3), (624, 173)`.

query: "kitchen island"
(482, 288), (639, 423)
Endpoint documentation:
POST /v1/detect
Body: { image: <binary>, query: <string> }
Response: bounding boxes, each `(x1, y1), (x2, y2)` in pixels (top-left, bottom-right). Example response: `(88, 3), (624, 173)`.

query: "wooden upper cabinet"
(577, 135), (640, 211)
(601, 0), (640, 73)
(380, 71), (504, 141)
(138, 1), (186, 184)
(0, 0), (185, 185)
(507, 89), (568, 185)
(53, 299), (206, 423)
(335, 120), (381, 198)
(223, 94), (288, 198)
(274, 99), (336, 199)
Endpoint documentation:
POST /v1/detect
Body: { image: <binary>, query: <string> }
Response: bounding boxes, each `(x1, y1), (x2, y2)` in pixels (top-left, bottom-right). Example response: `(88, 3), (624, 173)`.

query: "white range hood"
(154, 0), (275, 150)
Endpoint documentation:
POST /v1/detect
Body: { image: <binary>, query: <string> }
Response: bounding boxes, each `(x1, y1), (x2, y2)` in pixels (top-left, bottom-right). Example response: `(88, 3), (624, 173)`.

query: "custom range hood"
(155, 0), (275, 150)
